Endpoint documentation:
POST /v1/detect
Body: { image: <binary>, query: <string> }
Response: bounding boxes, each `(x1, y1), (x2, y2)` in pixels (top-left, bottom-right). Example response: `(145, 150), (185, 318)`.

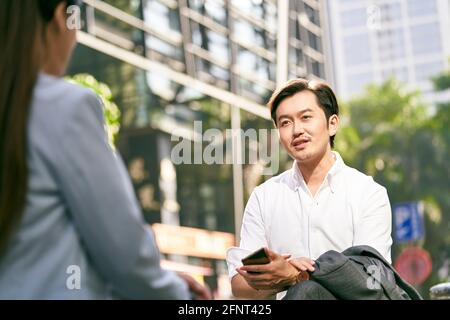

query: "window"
(233, 20), (274, 50)
(410, 22), (442, 55)
(407, 0), (437, 17)
(233, 20), (256, 43)
(304, 3), (321, 27)
(146, 36), (183, 60)
(311, 61), (324, 79)
(344, 33), (372, 66)
(377, 28), (406, 60)
(188, 0), (227, 25)
(236, 47), (273, 81)
(208, 31), (229, 63)
(340, 7), (367, 29)
(144, 0), (180, 33)
(289, 47), (305, 67)
(190, 23), (229, 63)
(308, 31), (322, 52)
(379, 2), (402, 23)
(231, 0), (273, 21)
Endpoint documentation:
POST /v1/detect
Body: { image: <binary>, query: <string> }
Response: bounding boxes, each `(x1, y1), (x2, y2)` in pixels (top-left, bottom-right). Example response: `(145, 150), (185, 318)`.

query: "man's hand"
(236, 248), (299, 291)
(178, 273), (212, 300)
(288, 257), (315, 273)
(288, 257), (315, 282)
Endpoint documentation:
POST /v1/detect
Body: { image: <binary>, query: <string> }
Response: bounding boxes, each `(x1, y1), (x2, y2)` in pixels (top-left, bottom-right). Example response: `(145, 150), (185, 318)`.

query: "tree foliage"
(337, 76), (450, 297)
(66, 74), (121, 148)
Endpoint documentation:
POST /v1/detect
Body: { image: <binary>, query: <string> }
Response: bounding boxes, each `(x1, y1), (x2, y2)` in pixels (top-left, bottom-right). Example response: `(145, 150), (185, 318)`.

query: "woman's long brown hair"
(0, 0), (71, 255)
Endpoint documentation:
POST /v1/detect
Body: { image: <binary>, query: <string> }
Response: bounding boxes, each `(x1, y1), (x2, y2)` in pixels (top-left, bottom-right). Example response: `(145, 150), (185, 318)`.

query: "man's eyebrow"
(277, 108), (314, 121)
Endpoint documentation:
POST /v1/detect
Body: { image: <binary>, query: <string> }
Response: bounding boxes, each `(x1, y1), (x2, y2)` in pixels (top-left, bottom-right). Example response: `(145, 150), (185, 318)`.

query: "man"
(227, 79), (393, 299)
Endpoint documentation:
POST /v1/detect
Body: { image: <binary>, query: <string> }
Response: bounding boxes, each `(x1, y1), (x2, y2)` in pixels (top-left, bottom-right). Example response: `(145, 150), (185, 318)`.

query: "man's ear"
(52, 2), (68, 33)
(328, 114), (339, 137)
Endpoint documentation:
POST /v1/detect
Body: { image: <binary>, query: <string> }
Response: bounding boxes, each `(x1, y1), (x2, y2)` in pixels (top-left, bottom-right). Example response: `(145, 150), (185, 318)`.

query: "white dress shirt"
(227, 151), (393, 294)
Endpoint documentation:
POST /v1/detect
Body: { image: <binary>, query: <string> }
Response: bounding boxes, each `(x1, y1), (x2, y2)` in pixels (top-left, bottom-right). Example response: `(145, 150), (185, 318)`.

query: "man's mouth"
(291, 138), (310, 149)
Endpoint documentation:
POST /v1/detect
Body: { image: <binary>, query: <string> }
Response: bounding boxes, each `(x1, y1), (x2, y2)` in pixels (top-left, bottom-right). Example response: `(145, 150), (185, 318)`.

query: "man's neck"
(297, 149), (336, 187)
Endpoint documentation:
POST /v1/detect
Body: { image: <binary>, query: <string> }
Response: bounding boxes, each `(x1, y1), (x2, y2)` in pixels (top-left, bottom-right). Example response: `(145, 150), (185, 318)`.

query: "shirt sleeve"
(51, 89), (190, 299)
(226, 188), (268, 279)
(353, 182), (393, 264)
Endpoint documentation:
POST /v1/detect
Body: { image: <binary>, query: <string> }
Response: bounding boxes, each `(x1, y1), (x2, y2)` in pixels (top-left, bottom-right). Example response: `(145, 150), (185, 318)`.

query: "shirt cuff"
(226, 247), (253, 280)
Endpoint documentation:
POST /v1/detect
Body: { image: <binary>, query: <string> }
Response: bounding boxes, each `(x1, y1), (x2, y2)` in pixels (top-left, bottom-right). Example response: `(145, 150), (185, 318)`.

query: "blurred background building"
(67, 0), (329, 298)
(325, 0), (450, 104)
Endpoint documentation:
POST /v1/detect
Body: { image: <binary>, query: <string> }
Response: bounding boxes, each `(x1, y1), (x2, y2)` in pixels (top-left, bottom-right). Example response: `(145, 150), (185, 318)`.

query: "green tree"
(66, 74), (121, 148)
(337, 77), (450, 298)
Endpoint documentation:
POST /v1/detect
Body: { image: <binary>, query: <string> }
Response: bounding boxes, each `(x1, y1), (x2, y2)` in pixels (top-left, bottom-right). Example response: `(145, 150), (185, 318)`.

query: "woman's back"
(0, 74), (109, 298)
(0, 74), (189, 299)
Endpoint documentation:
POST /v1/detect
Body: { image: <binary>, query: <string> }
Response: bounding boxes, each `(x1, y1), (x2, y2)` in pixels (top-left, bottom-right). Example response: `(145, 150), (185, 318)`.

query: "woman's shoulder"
(32, 73), (103, 127)
(29, 74), (105, 151)
(34, 73), (100, 111)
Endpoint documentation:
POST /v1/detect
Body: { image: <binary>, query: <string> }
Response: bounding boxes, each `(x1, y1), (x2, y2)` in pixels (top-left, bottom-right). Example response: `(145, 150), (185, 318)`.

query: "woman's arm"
(51, 88), (190, 299)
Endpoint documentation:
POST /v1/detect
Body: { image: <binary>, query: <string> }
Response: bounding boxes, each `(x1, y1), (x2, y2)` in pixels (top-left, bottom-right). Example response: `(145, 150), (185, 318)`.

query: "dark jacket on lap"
(285, 245), (422, 300)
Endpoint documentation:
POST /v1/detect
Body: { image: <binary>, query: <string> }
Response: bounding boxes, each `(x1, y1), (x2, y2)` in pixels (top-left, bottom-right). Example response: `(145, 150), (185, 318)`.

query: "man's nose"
(292, 121), (305, 137)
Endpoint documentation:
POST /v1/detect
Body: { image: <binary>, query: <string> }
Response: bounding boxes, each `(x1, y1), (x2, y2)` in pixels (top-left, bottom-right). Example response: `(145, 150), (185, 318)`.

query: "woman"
(0, 0), (209, 299)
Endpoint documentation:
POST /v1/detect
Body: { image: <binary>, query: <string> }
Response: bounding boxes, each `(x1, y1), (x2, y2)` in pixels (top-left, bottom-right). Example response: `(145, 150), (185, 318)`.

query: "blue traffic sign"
(393, 202), (425, 242)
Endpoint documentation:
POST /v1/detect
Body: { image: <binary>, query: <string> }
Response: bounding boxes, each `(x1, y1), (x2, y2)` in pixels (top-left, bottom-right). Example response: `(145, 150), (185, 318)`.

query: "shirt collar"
(292, 151), (345, 193)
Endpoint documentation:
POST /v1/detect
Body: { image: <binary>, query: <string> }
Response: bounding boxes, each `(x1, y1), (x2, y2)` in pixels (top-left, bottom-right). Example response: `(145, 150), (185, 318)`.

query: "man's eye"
(281, 121), (290, 126)
(303, 115), (311, 120)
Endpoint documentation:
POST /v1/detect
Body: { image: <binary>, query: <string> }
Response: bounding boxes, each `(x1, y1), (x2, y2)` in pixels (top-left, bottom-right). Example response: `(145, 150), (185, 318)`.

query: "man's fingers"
(237, 268), (270, 281)
(289, 259), (315, 272)
(240, 264), (269, 273)
(301, 262), (315, 272)
(290, 260), (307, 271)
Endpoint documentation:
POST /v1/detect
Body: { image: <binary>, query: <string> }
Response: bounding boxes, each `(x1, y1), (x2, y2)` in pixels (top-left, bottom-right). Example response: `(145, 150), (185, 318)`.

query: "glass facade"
(328, 0), (449, 101)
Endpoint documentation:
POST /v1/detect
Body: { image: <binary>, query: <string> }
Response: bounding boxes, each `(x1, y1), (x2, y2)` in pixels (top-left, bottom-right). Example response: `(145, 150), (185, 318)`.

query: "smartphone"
(241, 247), (270, 266)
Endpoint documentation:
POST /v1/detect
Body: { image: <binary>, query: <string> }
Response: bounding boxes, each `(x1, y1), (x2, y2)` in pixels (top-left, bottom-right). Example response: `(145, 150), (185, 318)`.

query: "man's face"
(275, 90), (338, 164)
